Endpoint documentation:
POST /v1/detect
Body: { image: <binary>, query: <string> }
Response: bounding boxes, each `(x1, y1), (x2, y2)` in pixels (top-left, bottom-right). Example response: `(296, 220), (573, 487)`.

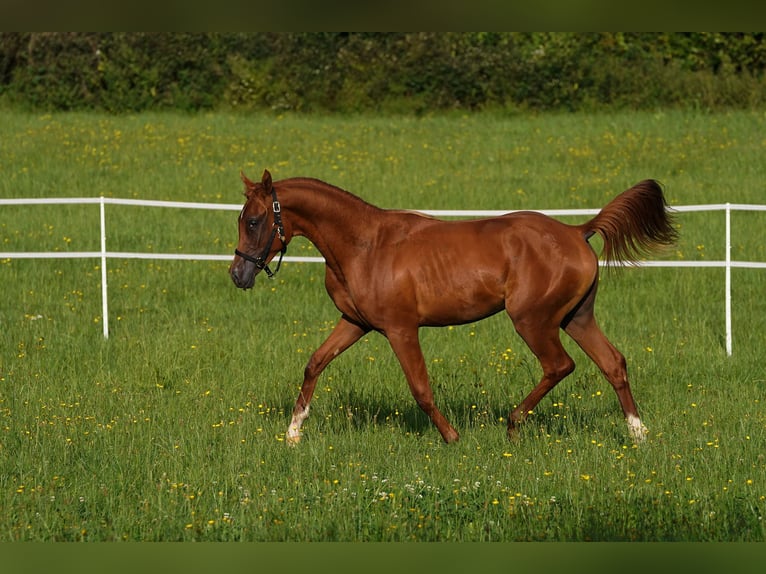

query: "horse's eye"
(247, 218), (259, 231)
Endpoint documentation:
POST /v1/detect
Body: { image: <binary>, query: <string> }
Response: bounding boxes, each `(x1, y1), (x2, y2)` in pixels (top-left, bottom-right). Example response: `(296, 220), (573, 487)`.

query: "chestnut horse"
(230, 170), (677, 444)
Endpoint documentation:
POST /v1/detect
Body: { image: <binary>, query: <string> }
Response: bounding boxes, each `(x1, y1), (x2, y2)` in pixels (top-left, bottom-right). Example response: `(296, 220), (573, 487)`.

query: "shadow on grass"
(275, 391), (634, 444)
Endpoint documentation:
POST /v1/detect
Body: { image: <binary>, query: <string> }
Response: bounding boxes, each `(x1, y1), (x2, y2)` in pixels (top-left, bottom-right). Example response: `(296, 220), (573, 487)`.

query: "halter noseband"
(234, 186), (287, 279)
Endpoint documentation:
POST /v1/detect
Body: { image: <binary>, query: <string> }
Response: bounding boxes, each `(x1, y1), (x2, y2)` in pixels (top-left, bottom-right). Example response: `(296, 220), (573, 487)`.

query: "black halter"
(234, 186), (287, 279)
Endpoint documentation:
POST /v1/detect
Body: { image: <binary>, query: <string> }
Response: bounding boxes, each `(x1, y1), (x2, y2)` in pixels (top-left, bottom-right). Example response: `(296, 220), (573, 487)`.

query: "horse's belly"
(416, 281), (506, 326)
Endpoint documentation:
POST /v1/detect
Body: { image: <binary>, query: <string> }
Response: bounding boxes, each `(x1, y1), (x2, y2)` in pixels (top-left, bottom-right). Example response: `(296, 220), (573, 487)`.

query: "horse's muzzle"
(230, 260), (256, 290)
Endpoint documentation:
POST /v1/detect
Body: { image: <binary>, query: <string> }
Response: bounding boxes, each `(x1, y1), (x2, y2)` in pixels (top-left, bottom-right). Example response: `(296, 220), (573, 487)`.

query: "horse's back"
(407, 210), (595, 265)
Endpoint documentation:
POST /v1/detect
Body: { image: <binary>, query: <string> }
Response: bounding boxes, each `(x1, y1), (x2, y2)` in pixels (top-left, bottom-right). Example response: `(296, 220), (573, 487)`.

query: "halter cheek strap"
(234, 187), (287, 279)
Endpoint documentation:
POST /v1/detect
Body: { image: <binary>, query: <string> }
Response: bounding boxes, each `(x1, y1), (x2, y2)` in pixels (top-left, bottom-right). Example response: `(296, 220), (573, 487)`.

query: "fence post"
(100, 197), (109, 339)
(725, 203), (732, 356)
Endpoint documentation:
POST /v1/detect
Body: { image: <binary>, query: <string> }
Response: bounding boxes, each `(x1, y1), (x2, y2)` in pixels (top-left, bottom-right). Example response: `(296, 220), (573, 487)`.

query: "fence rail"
(2, 197), (765, 355)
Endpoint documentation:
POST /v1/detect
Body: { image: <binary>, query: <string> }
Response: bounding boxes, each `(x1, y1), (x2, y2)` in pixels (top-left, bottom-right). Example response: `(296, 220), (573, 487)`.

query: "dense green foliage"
(2, 32), (766, 113)
(1, 109), (765, 541)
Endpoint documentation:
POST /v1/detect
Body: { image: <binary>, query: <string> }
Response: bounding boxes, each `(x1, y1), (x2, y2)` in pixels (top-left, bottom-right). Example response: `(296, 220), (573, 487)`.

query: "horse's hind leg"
(563, 288), (647, 442)
(287, 316), (368, 444)
(508, 318), (576, 438)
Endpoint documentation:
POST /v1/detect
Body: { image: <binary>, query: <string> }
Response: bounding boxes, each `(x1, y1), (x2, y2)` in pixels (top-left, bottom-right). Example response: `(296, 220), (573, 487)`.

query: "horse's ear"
(261, 169), (272, 192)
(240, 171), (256, 193)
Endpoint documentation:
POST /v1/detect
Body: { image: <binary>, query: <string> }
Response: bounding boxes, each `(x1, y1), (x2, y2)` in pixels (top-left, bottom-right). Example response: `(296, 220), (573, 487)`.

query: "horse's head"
(229, 169), (287, 289)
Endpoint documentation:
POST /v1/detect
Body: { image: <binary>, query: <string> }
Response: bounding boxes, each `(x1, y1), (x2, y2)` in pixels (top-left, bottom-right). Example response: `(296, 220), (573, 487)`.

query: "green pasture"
(0, 109), (764, 541)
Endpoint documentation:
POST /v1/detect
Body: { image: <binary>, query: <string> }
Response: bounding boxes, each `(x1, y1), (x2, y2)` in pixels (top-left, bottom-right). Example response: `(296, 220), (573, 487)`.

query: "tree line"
(1, 32), (764, 113)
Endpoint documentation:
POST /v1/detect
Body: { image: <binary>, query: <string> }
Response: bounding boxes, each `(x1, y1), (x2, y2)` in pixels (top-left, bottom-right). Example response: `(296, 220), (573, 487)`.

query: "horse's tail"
(579, 179), (678, 267)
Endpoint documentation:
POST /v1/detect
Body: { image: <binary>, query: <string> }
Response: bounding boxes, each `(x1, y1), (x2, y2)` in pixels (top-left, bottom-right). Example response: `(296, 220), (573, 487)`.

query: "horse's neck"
(281, 179), (381, 258)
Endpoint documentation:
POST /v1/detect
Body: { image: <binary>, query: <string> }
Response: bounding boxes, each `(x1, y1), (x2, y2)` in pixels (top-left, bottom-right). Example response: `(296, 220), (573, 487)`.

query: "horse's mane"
(281, 177), (381, 211)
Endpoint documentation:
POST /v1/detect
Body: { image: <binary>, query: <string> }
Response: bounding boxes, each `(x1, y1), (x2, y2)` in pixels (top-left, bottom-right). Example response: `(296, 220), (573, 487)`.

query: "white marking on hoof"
(286, 407), (309, 445)
(627, 414), (648, 442)
(286, 431), (301, 445)
(286, 423), (302, 445)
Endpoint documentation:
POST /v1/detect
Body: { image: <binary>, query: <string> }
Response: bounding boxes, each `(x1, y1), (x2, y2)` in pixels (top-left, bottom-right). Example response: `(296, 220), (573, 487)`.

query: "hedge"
(1, 32), (765, 113)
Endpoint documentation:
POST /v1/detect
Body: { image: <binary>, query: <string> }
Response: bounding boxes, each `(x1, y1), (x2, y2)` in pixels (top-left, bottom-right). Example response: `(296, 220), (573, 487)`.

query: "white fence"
(1, 197), (765, 355)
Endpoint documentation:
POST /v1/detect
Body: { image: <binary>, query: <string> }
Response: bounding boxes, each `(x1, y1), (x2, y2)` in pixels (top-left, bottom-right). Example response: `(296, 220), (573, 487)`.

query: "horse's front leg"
(387, 328), (459, 443)
(286, 316), (368, 444)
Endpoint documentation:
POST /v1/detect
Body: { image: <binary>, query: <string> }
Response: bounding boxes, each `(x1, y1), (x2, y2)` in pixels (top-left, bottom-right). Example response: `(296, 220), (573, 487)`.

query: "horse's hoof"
(442, 428), (460, 444)
(286, 433), (301, 446)
(627, 415), (648, 443)
(506, 422), (521, 442)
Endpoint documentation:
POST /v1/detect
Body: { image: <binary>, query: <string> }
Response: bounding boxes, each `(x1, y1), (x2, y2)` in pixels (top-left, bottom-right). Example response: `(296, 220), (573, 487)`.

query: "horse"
(230, 169), (677, 444)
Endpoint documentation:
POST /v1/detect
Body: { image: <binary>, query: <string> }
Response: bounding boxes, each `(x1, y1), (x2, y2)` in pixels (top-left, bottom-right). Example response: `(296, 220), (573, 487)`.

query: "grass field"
(0, 109), (764, 541)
